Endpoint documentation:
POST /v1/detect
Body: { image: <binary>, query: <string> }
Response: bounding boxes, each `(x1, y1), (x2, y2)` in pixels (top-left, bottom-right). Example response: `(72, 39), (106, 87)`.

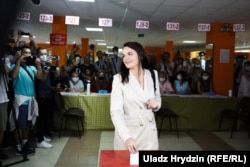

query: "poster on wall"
(219, 49), (230, 63)
(50, 33), (67, 45)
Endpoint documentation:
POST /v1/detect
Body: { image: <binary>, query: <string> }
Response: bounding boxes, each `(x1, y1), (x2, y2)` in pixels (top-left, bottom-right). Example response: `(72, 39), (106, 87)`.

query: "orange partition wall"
(81, 38), (89, 56)
(51, 16), (67, 67)
(165, 41), (174, 60)
(144, 46), (164, 63)
(206, 23), (235, 95)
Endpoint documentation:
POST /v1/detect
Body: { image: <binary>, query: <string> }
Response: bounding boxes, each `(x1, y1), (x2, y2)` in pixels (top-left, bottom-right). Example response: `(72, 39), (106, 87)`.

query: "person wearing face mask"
(190, 59), (204, 94)
(109, 46), (122, 76)
(10, 46), (43, 155)
(35, 47), (54, 149)
(197, 71), (213, 95)
(173, 71), (191, 95)
(237, 61), (250, 98)
(92, 71), (111, 93)
(69, 72), (84, 92)
(158, 71), (174, 94)
(157, 52), (175, 85)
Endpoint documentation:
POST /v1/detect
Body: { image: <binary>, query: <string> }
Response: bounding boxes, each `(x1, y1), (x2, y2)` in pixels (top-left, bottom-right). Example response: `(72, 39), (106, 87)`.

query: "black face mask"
(98, 77), (105, 80)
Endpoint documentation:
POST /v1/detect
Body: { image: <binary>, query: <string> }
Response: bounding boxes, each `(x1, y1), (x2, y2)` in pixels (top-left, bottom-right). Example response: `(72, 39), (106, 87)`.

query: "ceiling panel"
(7, 0), (250, 51)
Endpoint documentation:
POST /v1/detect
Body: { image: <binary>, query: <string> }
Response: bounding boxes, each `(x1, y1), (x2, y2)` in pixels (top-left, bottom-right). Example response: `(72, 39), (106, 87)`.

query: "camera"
(44, 65), (57, 71)
(43, 62), (57, 71)
(24, 56), (36, 66)
(18, 30), (30, 36)
(50, 55), (59, 60)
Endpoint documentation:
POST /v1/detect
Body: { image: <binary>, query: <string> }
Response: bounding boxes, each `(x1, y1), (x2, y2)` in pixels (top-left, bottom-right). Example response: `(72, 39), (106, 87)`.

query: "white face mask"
(202, 76), (209, 80)
(40, 54), (48, 62)
(72, 77), (79, 82)
(159, 77), (166, 82)
(183, 61), (187, 67)
(177, 75), (182, 80)
(113, 51), (118, 55)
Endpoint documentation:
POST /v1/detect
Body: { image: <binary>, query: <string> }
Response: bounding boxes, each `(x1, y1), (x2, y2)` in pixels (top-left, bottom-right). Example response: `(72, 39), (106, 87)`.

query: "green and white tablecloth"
(54, 92), (238, 131)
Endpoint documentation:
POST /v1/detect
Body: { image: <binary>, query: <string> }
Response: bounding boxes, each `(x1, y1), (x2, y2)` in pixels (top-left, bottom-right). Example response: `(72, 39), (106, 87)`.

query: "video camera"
(43, 63), (57, 71)
(18, 30), (30, 36)
(42, 60), (58, 72)
(50, 55), (59, 60)
(24, 56), (36, 66)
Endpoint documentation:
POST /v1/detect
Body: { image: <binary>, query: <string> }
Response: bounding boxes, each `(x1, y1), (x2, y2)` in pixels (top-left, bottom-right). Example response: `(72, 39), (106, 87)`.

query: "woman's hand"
(125, 137), (138, 154)
(146, 99), (158, 109)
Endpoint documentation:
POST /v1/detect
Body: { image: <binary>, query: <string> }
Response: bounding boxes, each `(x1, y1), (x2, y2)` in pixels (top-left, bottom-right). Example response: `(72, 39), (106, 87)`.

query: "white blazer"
(110, 69), (161, 150)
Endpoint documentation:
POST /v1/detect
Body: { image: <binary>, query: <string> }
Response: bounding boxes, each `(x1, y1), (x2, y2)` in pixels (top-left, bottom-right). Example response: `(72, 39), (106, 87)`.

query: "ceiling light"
(68, 0), (95, 2)
(106, 46), (113, 49)
(97, 43), (106, 45)
(95, 39), (105, 42)
(85, 27), (103, 32)
(183, 40), (196, 43)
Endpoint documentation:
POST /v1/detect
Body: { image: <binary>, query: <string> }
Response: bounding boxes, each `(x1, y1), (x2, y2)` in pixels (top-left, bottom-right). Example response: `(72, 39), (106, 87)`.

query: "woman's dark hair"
(120, 42), (149, 83)
(176, 70), (189, 82)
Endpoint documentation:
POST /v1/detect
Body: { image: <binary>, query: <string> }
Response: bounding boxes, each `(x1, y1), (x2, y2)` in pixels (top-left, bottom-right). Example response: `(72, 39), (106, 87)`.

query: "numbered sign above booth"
(166, 22), (179, 31)
(233, 24), (245, 32)
(39, 14), (53, 23)
(16, 12), (30, 21)
(136, 20), (149, 29)
(65, 16), (80, 25)
(99, 18), (112, 27)
(198, 23), (210, 32)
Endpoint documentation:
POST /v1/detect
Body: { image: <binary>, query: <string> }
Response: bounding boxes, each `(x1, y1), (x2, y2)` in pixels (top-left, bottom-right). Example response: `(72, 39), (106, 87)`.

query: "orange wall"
(144, 46), (164, 63)
(206, 23), (235, 95)
(51, 16), (67, 67)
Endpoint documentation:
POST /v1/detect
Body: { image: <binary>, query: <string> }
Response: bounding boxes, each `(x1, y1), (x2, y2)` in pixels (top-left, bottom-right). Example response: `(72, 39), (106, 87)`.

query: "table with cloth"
(160, 94), (238, 130)
(53, 92), (238, 131)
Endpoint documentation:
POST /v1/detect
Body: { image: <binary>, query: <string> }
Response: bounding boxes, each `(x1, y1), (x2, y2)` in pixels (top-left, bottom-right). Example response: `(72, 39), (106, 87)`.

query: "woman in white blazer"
(110, 42), (161, 153)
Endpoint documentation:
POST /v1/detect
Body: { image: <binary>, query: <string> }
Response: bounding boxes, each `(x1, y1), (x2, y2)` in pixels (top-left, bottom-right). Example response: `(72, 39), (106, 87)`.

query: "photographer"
(15, 30), (37, 56)
(10, 46), (42, 156)
(35, 47), (55, 149)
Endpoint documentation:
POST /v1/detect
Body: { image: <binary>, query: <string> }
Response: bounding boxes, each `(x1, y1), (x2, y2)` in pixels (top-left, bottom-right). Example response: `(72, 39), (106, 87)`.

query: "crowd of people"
(1, 30), (250, 160)
(155, 51), (214, 96)
(0, 30), (125, 161)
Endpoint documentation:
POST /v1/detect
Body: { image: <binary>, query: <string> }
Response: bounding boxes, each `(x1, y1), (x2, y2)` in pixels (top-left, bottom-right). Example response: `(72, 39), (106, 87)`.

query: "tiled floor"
(1, 130), (249, 167)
